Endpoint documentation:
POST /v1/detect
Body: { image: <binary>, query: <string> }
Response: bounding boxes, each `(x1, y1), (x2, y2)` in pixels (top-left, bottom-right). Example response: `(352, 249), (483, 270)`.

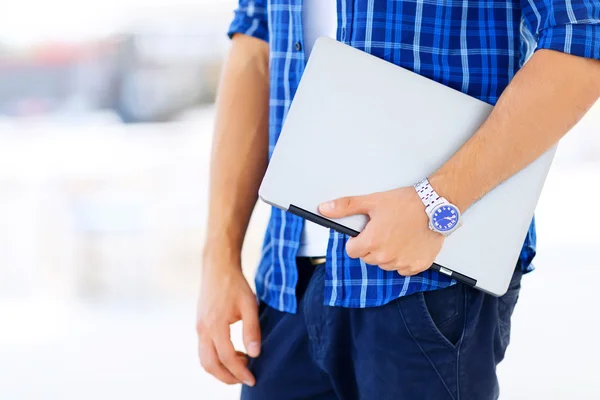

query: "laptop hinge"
(288, 204), (360, 237)
(431, 263), (477, 287)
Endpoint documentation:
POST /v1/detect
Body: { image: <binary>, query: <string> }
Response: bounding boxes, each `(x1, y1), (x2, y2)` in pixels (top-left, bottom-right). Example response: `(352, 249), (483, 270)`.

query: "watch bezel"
(428, 200), (462, 236)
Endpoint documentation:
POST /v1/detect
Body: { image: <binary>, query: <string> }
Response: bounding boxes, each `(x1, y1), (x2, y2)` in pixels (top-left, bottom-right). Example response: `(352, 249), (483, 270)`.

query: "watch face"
(431, 204), (460, 232)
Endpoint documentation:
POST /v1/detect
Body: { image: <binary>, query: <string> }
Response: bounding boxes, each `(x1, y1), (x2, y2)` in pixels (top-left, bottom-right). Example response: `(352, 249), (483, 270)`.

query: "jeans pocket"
(422, 284), (466, 347)
(397, 284), (466, 350)
(422, 284), (465, 347)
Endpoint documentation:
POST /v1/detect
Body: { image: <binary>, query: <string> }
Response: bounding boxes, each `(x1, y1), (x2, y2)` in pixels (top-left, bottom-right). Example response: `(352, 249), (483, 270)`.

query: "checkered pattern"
(228, 0), (600, 313)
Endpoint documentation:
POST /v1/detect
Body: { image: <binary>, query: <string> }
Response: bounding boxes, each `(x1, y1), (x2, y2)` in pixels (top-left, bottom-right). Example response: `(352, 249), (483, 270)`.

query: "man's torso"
(256, 0), (537, 313)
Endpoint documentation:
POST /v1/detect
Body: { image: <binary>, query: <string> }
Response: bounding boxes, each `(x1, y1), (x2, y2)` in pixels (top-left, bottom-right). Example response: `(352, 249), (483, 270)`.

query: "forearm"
(431, 50), (600, 212)
(203, 34), (270, 264)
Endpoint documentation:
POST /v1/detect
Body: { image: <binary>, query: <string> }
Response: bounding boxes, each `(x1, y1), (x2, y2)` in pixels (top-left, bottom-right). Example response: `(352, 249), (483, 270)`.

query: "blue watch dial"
(431, 204), (459, 232)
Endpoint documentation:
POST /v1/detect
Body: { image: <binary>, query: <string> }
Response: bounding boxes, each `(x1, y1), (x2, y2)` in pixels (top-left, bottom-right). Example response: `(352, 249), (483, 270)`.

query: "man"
(197, 0), (600, 398)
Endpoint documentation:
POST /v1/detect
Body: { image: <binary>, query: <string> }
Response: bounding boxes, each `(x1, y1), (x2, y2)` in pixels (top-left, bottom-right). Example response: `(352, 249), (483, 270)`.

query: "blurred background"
(0, 0), (599, 399)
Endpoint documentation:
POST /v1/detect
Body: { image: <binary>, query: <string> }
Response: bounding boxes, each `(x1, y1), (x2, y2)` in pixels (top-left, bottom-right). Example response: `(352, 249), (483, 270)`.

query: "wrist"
(202, 242), (243, 271)
(414, 177), (464, 236)
(428, 173), (474, 214)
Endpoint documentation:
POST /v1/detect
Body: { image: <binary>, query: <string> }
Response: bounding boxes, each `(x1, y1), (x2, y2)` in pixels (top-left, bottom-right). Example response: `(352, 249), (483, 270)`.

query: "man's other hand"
(319, 187), (444, 275)
(196, 258), (260, 387)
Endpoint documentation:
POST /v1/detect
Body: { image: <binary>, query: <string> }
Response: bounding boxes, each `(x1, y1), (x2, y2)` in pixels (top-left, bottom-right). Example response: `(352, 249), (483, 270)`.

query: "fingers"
(379, 261), (433, 275)
(214, 328), (256, 386)
(345, 229), (374, 259)
(361, 251), (396, 266)
(346, 225), (393, 264)
(196, 270), (261, 387)
(319, 194), (372, 218)
(198, 324), (257, 387)
(236, 350), (250, 367)
(198, 338), (239, 385)
(241, 299), (261, 358)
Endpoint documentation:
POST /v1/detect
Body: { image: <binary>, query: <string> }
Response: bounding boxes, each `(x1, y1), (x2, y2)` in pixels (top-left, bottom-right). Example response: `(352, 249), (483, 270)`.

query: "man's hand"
(197, 32), (268, 387)
(319, 187), (444, 275)
(196, 258), (260, 387)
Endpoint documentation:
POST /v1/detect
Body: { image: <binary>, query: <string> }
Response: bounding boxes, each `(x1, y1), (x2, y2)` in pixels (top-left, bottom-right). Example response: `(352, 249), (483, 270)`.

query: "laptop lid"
(259, 38), (555, 296)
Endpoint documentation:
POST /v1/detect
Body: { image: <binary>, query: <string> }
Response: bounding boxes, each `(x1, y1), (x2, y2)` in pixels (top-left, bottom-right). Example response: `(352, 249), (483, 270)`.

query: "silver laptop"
(259, 37), (556, 297)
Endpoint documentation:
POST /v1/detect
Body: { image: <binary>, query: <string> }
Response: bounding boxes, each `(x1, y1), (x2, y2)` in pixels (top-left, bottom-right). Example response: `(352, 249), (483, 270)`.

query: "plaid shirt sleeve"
(227, 0), (269, 43)
(522, 0), (600, 59)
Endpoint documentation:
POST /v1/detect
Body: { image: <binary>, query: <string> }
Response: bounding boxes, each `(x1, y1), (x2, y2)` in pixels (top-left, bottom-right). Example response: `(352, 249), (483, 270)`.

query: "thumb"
(319, 195), (371, 218)
(241, 299), (261, 358)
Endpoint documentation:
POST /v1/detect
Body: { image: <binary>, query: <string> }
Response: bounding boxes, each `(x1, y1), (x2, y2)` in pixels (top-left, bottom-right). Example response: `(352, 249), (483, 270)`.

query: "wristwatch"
(413, 178), (462, 236)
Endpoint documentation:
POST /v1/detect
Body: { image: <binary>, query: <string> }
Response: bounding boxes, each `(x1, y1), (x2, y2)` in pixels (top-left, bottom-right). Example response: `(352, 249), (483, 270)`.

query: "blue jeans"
(241, 258), (522, 400)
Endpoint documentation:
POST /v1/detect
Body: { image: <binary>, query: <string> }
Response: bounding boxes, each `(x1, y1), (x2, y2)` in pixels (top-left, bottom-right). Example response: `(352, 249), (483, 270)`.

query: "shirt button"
(294, 41), (302, 51)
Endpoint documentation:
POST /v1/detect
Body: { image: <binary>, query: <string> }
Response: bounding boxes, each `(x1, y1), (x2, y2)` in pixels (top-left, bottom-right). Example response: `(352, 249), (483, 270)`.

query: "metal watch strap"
(414, 178), (440, 212)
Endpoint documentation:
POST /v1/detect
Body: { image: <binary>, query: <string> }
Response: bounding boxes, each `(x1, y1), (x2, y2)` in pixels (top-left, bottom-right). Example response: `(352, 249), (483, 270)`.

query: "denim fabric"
(241, 258), (522, 400)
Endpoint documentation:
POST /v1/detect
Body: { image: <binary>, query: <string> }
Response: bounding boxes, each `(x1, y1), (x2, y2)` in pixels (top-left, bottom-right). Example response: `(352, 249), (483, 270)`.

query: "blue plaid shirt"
(228, 0), (600, 313)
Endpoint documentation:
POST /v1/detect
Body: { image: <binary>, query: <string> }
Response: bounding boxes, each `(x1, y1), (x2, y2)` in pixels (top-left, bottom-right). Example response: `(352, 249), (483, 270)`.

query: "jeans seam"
(303, 266), (331, 378)
(455, 287), (468, 400)
(396, 300), (457, 400)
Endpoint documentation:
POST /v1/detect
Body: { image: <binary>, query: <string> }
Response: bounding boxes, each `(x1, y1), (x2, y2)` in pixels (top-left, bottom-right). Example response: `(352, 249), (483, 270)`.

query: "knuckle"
(378, 251), (393, 264)
(196, 321), (207, 336)
(416, 260), (431, 272)
(200, 358), (216, 374)
(363, 243), (373, 254)
(198, 347), (215, 370)
(408, 265), (423, 275)
(205, 315), (221, 327)
(364, 236), (376, 251)
(362, 255), (375, 265)
(220, 351), (235, 364)
(396, 265), (410, 275)
(198, 312), (219, 326)
(381, 262), (397, 271)
(418, 261), (430, 272)
(342, 197), (353, 208)
(371, 254), (384, 266)
(197, 323), (218, 342)
(242, 297), (259, 314)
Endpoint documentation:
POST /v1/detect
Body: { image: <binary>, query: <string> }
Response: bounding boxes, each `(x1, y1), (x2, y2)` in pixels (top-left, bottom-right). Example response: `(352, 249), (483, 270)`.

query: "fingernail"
(320, 201), (335, 212)
(248, 341), (260, 357)
(244, 380), (255, 387)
